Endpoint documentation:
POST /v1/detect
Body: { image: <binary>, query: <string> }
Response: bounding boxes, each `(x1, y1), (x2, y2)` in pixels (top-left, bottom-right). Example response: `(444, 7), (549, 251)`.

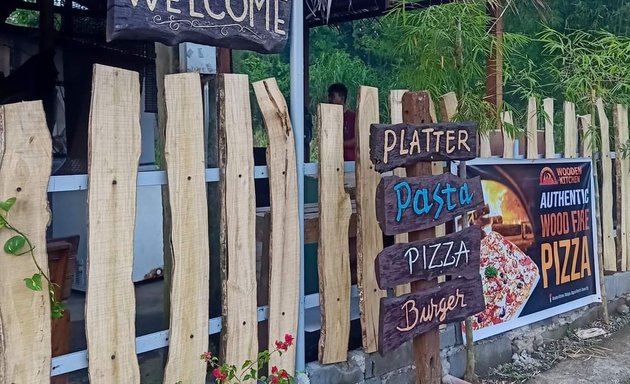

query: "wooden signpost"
(375, 173), (484, 236)
(369, 122), (477, 172)
(371, 91), (484, 383)
(107, 0), (291, 53)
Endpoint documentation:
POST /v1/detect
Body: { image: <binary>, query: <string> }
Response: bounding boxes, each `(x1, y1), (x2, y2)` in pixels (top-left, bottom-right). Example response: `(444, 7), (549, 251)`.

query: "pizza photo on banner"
(462, 159), (600, 340)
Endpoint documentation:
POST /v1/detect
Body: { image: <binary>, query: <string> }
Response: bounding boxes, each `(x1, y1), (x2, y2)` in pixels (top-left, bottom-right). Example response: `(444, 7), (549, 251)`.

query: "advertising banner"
(463, 158), (600, 340)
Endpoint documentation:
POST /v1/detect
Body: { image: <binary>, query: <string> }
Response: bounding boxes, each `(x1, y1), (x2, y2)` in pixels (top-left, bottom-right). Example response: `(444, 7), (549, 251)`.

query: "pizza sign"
(370, 119), (485, 354)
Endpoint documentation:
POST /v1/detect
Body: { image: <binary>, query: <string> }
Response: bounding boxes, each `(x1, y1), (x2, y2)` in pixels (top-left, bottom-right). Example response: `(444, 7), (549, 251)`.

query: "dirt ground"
(525, 323), (630, 384)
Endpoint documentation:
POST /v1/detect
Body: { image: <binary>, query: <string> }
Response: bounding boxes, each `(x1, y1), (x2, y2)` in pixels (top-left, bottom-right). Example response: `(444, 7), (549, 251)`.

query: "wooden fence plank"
(317, 103), (352, 364)
(86, 64), (141, 384)
(389, 90), (411, 296)
(564, 102), (578, 158)
(596, 98), (617, 272)
(0, 101), (52, 384)
(356, 86), (386, 353)
(253, 78), (300, 373)
(543, 98), (555, 158)
(501, 111), (514, 158)
(579, 115), (593, 157)
(614, 104), (630, 271)
(526, 97), (538, 159)
(163, 73), (210, 384)
(219, 74), (258, 371)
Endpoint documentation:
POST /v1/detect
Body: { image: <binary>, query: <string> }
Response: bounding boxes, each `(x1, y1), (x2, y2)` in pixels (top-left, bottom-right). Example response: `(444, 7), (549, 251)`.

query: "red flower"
(284, 334), (294, 346)
(275, 340), (288, 351)
(271, 366), (279, 374)
(279, 370), (289, 379)
(200, 351), (213, 363)
(271, 377), (279, 384)
(213, 367), (227, 381)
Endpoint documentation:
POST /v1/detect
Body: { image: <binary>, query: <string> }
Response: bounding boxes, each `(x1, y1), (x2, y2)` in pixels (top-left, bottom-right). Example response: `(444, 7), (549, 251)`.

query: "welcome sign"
(107, 0), (291, 53)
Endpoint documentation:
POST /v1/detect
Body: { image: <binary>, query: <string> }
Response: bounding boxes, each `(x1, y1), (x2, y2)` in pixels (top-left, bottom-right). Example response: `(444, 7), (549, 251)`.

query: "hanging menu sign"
(106, 0), (291, 53)
(375, 173), (484, 236)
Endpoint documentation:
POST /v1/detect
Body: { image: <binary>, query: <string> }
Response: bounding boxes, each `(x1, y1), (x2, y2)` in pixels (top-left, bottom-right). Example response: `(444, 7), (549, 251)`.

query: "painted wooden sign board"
(369, 122), (477, 172)
(378, 275), (484, 354)
(107, 0), (291, 53)
(375, 173), (484, 236)
(375, 225), (482, 289)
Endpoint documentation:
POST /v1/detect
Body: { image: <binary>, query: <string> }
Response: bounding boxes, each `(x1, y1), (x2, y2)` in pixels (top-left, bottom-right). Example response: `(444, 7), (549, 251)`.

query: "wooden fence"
(0, 63), (628, 383)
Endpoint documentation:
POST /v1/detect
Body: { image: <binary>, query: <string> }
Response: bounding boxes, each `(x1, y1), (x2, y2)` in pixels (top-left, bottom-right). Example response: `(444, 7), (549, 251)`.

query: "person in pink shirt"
(328, 83), (356, 162)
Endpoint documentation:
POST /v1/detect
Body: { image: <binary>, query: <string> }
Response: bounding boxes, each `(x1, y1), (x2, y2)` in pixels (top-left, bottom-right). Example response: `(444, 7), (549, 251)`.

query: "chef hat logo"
(539, 167), (558, 186)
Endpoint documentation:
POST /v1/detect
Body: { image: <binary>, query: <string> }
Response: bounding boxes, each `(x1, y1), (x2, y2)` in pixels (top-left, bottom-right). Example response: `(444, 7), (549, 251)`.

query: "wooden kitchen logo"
(370, 119), (485, 356)
(107, 0), (291, 53)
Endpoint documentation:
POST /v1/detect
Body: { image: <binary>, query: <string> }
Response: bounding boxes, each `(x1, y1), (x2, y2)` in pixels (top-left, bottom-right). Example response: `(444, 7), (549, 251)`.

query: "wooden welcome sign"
(369, 122), (477, 172)
(375, 173), (484, 236)
(378, 276), (484, 354)
(375, 225), (482, 289)
(107, 0), (291, 53)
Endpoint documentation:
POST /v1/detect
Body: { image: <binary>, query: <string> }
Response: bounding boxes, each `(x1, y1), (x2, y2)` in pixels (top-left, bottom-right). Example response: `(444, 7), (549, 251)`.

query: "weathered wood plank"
(401, 91), (441, 384)
(0, 101), (52, 384)
(379, 276), (484, 354)
(614, 104), (629, 271)
(356, 86), (387, 354)
(501, 111), (515, 158)
(253, 78), (300, 373)
(526, 97), (538, 159)
(86, 64), (141, 384)
(317, 103), (352, 364)
(578, 114), (593, 157)
(163, 73), (210, 384)
(107, 0), (291, 53)
(219, 74), (258, 370)
(389, 90), (411, 297)
(375, 225), (482, 289)
(543, 98), (555, 158)
(369, 122), (477, 172)
(596, 98), (617, 272)
(375, 173), (484, 236)
(564, 102), (578, 158)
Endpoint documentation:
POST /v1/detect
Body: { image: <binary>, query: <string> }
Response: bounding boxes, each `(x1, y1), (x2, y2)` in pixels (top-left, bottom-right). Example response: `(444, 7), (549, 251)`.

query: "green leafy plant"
(202, 334), (296, 384)
(0, 197), (64, 319)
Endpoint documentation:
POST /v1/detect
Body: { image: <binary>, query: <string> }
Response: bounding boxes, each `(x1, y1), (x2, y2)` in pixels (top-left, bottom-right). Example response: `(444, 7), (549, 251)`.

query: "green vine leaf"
(0, 197), (16, 212)
(24, 273), (43, 291)
(51, 301), (64, 320)
(4, 235), (26, 255)
(0, 215), (6, 229)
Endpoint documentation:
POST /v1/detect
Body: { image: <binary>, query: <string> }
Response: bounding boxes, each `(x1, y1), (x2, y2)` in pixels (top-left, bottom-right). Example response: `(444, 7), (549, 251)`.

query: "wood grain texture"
(526, 97), (538, 159)
(578, 114), (593, 157)
(390, 90), (411, 296)
(0, 101), (52, 384)
(252, 78), (300, 373)
(596, 98), (617, 272)
(564, 102), (578, 158)
(369, 122), (477, 172)
(614, 104), (629, 271)
(355, 86), (386, 354)
(439, 92), (458, 123)
(317, 103), (351, 364)
(375, 225), (482, 289)
(375, 174), (484, 236)
(543, 98), (555, 158)
(163, 73), (210, 384)
(219, 74), (258, 370)
(501, 111), (515, 158)
(86, 64), (141, 384)
(402, 91), (441, 384)
(379, 276), (484, 354)
(107, 0), (291, 53)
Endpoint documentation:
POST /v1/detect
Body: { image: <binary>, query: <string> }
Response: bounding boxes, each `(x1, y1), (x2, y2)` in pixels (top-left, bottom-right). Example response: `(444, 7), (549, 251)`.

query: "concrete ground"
(527, 324), (630, 384)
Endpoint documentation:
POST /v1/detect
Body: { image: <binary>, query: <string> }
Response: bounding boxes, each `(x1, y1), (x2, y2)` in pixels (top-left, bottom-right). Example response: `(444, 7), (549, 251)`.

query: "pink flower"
(284, 334), (294, 346)
(213, 367), (227, 381)
(271, 366), (279, 374)
(200, 351), (213, 363)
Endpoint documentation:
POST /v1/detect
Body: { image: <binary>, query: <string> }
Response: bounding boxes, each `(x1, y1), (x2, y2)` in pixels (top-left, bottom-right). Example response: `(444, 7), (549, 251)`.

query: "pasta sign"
(106, 0), (291, 53)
